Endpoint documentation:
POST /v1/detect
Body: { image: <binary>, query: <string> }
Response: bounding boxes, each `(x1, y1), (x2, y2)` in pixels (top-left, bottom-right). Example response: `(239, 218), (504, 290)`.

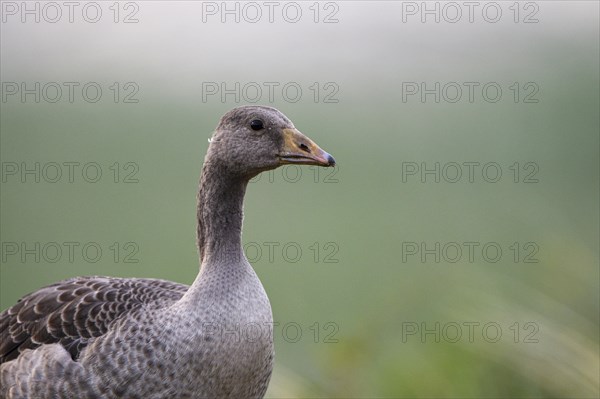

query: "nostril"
(299, 143), (311, 153)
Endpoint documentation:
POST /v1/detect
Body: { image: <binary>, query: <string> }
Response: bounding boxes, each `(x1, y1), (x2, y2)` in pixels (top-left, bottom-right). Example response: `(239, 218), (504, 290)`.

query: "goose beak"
(279, 128), (336, 167)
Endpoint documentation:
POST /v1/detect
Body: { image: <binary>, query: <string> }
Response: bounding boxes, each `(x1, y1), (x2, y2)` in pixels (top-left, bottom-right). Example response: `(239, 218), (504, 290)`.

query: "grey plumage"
(0, 106), (335, 399)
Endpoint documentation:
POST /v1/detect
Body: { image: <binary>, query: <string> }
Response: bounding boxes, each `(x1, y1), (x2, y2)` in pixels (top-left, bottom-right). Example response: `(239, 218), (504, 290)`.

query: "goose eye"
(250, 119), (264, 131)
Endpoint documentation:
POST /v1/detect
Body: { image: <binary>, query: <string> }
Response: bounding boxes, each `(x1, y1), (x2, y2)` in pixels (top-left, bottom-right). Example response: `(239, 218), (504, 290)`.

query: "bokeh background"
(1, 1), (598, 397)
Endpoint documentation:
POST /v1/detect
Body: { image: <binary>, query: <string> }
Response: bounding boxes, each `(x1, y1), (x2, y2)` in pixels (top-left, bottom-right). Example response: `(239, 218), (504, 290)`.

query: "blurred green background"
(1, 2), (598, 398)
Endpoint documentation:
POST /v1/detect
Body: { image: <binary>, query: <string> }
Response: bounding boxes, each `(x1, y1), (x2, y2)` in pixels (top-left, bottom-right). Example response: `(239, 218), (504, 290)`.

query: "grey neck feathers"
(196, 159), (249, 268)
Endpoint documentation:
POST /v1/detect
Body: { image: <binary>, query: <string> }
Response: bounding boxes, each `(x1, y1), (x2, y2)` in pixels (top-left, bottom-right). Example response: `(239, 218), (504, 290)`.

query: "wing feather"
(0, 276), (189, 364)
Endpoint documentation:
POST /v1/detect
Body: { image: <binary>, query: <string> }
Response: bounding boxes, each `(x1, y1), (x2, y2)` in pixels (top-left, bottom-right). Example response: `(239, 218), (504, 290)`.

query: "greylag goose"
(0, 106), (335, 399)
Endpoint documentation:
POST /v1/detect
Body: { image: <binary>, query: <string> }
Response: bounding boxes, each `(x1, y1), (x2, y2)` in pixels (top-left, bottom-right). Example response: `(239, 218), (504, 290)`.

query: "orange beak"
(278, 128), (336, 167)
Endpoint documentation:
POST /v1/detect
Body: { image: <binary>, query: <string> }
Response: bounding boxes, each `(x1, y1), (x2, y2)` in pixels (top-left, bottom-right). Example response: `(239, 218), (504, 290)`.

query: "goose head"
(207, 106), (335, 178)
